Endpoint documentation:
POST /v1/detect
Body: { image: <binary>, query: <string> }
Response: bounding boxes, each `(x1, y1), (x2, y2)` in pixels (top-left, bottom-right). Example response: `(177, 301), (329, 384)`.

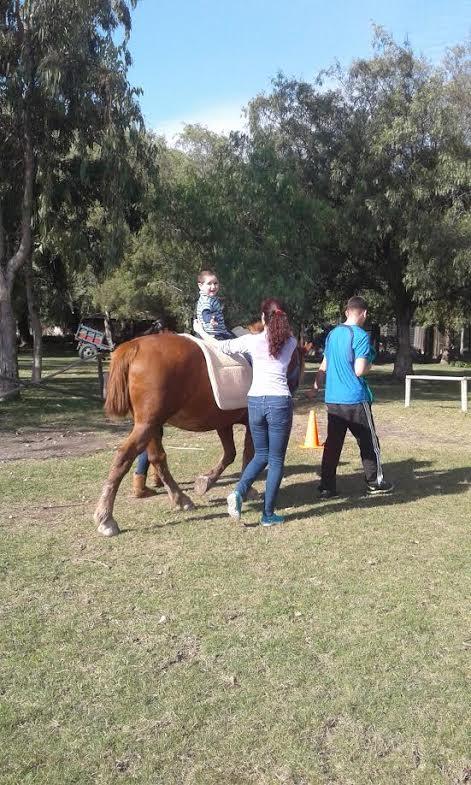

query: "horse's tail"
(104, 342), (140, 419)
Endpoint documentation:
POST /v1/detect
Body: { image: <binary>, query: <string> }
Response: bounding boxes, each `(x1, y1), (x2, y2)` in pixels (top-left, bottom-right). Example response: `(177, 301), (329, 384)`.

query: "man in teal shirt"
(311, 296), (393, 498)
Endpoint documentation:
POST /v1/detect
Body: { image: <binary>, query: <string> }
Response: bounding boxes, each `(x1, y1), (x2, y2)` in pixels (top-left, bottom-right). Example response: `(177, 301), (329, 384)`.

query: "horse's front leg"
(194, 426), (236, 495)
(147, 432), (195, 511)
(94, 424), (153, 536)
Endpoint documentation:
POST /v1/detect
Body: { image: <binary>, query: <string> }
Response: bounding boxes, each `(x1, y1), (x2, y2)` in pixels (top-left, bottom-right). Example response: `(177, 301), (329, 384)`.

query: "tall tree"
(247, 31), (471, 378)
(335, 29), (470, 378)
(0, 0), (141, 396)
(96, 127), (329, 330)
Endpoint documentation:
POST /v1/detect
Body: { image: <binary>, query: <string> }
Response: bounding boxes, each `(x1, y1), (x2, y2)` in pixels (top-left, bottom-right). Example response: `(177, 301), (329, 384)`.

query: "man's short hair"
(346, 296), (368, 312)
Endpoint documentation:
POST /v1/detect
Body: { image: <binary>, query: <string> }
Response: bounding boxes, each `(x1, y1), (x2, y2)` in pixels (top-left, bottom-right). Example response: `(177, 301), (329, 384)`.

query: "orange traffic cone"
(300, 409), (324, 449)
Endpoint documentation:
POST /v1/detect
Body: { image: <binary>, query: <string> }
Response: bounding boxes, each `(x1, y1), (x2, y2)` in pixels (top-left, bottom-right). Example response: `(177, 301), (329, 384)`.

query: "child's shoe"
(132, 474), (156, 498)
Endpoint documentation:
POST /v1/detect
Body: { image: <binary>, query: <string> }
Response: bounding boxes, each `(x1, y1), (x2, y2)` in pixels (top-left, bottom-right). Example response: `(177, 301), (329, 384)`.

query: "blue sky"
(128, 0), (470, 140)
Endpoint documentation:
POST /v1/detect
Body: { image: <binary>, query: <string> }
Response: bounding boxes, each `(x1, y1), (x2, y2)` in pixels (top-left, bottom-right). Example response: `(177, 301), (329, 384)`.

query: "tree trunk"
(393, 313), (413, 381)
(0, 10), (35, 398)
(104, 310), (114, 348)
(0, 283), (20, 399)
(370, 322), (380, 354)
(24, 256), (42, 382)
(0, 209), (19, 397)
(440, 327), (454, 364)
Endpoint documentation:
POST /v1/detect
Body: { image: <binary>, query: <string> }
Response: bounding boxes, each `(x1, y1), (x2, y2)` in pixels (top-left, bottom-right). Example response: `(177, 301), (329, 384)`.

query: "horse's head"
(297, 340), (313, 387)
(246, 319), (264, 334)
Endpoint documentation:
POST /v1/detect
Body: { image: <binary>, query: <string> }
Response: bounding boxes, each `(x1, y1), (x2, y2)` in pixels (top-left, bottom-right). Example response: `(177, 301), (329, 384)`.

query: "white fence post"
(405, 376), (411, 407)
(461, 378), (468, 412)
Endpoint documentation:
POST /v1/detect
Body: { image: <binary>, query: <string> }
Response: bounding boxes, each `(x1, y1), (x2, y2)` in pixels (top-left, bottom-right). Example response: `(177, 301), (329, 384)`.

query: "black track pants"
(320, 402), (383, 491)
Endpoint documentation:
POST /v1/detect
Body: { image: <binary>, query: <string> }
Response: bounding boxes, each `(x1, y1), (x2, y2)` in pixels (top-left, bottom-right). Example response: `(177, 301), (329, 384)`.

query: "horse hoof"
(194, 475), (211, 495)
(97, 518), (120, 537)
(245, 487), (259, 501)
(178, 494), (195, 511)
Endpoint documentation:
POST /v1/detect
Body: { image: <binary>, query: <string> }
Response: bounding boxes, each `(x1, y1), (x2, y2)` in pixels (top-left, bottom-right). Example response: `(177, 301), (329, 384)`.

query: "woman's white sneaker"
(227, 490), (242, 519)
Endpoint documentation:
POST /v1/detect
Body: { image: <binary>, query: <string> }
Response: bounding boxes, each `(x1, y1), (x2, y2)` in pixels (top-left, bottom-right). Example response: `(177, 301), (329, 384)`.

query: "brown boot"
(132, 473), (156, 498)
(149, 464), (163, 488)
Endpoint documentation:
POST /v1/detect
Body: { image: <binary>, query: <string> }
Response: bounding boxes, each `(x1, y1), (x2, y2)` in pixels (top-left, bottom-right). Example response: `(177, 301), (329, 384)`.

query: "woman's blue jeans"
(236, 395), (293, 516)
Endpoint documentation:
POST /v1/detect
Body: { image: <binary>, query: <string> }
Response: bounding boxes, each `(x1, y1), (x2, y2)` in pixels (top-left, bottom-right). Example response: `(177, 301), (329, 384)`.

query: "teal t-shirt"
(324, 324), (372, 404)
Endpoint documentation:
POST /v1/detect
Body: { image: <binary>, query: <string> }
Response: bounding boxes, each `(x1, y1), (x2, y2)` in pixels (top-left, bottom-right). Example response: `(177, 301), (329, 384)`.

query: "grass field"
(1, 355), (470, 784)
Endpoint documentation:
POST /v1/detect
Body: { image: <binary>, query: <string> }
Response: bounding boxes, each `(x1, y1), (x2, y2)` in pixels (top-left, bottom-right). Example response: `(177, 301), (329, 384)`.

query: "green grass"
(1, 349), (108, 431)
(0, 357), (470, 784)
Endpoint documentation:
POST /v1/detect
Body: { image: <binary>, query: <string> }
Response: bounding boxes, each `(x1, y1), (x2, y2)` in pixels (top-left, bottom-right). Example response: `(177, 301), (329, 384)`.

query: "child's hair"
(261, 298), (292, 357)
(197, 269), (218, 283)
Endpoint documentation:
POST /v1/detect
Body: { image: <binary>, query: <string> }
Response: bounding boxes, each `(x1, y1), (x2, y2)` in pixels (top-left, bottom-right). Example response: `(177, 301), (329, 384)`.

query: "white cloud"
(155, 100), (249, 143)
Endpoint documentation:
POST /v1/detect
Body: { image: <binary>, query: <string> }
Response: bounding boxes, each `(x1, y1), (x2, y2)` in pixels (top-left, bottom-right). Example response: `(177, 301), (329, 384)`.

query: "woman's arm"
(217, 335), (252, 355)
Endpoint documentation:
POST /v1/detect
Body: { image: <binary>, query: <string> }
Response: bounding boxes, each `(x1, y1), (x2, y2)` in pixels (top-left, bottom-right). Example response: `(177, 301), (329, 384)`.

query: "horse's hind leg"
(94, 423), (153, 537)
(194, 426), (236, 495)
(147, 432), (195, 511)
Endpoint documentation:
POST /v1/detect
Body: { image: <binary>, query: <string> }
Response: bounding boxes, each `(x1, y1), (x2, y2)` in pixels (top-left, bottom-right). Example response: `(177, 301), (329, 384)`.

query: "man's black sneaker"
(318, 488), (338, 500)
(366, 480), (394, 495)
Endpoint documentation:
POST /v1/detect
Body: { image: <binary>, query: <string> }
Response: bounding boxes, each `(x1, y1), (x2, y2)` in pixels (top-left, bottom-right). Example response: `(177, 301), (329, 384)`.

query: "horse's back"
(106, 332), (247, 429)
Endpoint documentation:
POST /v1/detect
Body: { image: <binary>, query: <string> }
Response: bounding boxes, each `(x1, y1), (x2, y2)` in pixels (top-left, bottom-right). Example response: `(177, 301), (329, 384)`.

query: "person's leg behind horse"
(132, 425), (165, 497)
(146, 428), (194, 511)
(132, 450), (155, 498)
(262, 395), (293, 524)
(135, 450), (150, 475)
(319, 405), (349, 497)
(227, 397), (268, 519)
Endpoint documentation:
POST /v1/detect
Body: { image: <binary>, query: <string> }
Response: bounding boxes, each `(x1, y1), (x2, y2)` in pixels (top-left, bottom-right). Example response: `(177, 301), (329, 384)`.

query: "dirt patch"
(1, 409), (464, 464)
(0, 429), (123, 462)
(370, 422), (463, 445)
(292, 411), (464, 447)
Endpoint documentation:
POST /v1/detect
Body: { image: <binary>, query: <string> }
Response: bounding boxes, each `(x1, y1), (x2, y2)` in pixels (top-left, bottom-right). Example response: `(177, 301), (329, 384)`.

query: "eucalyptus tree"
(0, 0), (141, 394)
(247, 30), (471, 379)
(334, 30), (470, 378)
(170, 125), (328, 327)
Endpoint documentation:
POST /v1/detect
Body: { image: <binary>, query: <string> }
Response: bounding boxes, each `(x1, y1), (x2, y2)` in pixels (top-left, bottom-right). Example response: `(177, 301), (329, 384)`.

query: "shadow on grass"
(0, 375), (107, 432)
(179, 458), (470, 527)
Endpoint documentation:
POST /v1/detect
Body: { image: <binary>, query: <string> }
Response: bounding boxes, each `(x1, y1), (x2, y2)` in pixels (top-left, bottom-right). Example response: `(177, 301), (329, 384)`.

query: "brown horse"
(94, 331), (306, 536)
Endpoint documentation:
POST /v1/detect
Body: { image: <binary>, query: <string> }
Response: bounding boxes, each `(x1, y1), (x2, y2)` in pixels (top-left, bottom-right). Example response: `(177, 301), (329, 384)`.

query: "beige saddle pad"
(182, 333), (252, 410)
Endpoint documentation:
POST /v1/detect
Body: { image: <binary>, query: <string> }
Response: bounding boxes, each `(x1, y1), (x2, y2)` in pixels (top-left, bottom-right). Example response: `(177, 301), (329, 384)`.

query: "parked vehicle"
(74, 322), (114, 360)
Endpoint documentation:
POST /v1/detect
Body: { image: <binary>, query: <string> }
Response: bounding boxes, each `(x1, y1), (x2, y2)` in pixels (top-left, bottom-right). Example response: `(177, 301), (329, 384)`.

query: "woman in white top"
(218, 298), (299, 526)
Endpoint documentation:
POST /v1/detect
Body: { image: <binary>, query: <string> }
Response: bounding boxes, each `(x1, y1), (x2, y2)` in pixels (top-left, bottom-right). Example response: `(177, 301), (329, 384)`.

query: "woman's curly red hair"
(261, 298), (292, 357)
